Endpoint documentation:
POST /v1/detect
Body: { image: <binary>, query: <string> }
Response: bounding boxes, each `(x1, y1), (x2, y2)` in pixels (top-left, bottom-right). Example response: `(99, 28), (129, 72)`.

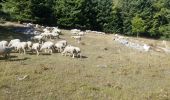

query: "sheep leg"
(29, 46), (31, 50)
(72, 54), (75, 58)
(64, 52), (67, 56)
(60, 48), (62, 52)
(23, 48), (26, 54)
(19, 49), (21, 54)
(50, 49), (53, 54)
(79, 53), (82, 58)
(36, 50), (39, 56)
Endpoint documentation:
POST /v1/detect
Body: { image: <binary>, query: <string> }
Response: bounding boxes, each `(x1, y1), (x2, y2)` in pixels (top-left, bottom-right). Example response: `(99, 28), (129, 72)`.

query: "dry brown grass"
(0, 23), (170, 100)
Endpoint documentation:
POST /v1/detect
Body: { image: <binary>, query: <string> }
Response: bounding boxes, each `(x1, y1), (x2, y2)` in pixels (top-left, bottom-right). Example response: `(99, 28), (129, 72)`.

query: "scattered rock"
(104, 47), (108, 51)
(17, 75), (29, 81)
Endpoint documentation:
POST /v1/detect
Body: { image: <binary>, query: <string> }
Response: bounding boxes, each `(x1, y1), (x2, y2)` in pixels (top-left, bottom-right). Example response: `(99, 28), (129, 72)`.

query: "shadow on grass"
(0, 25), (34, 41)
(81, 56), (88, 59)
(8, 57), (30, 62)
(0, 54), (30, 61)
(41, 53), (52, 55)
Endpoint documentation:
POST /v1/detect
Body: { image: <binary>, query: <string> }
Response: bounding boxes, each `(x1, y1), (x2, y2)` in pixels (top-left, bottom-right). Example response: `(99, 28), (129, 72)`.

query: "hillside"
(0, 22), (170, 100)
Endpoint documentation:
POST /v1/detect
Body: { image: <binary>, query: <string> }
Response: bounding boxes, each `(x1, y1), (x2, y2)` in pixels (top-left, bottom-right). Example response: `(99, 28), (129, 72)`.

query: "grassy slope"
(0, 23), (170, 100)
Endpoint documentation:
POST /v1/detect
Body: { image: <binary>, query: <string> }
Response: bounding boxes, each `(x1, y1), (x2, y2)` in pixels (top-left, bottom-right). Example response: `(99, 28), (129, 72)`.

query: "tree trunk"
(137, 32), (139, 38)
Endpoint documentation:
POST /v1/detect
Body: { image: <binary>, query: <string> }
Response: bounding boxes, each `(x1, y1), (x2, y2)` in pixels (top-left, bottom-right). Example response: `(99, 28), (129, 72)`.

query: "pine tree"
(1, 0), (32, 21)
(30, 0), (55, 25)
(54, 0), (84, 28)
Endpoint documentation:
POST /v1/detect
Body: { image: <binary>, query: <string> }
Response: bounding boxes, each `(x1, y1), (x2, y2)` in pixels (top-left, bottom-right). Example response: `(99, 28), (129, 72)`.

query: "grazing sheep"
(71, 29), (81, 35)
(32, 43), (41, 56)
(0, 40), (8, 48)
(26, 23), (34, 27)
(62, 45), (76, 58)
(43, 27), (51, 33)
(33, 31), (41, 35)
(35, 24), (41, 29)
(40, 32), (51, 39)
(40, 41), (54, 54)
(52, 27), (61, 34)
(50, 32), (59, 39)
(16, 42), (28, 54)
(0, 47), (14, 59)
(54, 41), (67, 53)
(10, 41), (20, 51)
(58, 40), (67, 47)
(71, 36), (82, 43)
(62, 45), (81, 58)
(77, 31), (85, 36)
(8, 39), (20, 47)
(41, 27), (60, 39)
(27, 41), (33, 50)
(32, 35), (44, 44)
(85, 30), (91, 33)
(74, 47), (82, 58)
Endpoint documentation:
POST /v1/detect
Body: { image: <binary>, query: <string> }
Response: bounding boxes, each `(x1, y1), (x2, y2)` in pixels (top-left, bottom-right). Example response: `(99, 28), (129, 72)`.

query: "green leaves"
(1, 0), (170, 38)
(131, 15), (145, 36)
(1, 0), (32, 21)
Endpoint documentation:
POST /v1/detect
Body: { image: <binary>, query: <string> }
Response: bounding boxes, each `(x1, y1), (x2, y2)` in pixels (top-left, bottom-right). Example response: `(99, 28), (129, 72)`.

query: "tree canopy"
(0, 0), (170, 38)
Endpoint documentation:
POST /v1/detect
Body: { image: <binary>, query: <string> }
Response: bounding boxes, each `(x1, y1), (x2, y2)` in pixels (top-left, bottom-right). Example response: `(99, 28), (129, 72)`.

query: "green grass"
(0, 23), (170, 100)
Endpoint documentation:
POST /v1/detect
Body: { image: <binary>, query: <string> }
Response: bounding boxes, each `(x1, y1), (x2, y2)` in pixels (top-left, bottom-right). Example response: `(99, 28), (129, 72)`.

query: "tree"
(1, 0), (32, 21)
(30, 0), (55, 25)
(95, 0), (114, 32)
(131, 15), (145, 37)
(54, 0), (84, 28)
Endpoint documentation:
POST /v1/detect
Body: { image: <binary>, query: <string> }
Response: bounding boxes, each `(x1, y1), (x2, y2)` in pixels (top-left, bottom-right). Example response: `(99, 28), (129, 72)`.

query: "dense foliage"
(0, 0), (170, 38)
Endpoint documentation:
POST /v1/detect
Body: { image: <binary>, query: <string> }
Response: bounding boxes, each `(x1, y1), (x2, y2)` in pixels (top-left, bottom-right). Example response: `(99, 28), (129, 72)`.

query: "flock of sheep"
(0, 23), (86, 59)
(1, 22), (168, 60)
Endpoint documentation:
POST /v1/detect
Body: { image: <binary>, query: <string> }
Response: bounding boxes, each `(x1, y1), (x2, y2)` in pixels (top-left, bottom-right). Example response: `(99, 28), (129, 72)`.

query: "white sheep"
(0, 40), (8, 48)
(10, 41), (20, 51)
(62, 45), (76, 58)
(77, 31), (85, 36)
(16, 42), (28, 54)
(32, 43), (41, 56)
(43, 27), (51, 33)
(50, 32), (59, 39)
(8, 39), (20, 47)
(54, 40), (67, 53)
(58, 40), (67, 47)
(74, 47), (82, 58)
(35, 24), (41, 29)
(71, 36), (82, 43)
(62, 45), (81, 58)
(32, 35), (44, 43)
(27, 41), (33, 50)
(40, 32), (51, 39)
(40, 41), (54, 54)
(26, 23), (33, 27)
(55, 42), (64, 53)
(52, 27), (61, 34)
(71, 29), (81, 35)
(0, 47), (14, 59)
(85, 30), (91, 33)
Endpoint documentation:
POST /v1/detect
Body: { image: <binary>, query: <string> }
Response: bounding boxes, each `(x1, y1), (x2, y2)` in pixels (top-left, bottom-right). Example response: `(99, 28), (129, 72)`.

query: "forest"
(0, 0), (170, 39)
